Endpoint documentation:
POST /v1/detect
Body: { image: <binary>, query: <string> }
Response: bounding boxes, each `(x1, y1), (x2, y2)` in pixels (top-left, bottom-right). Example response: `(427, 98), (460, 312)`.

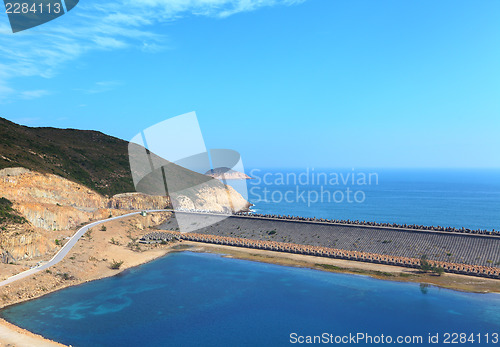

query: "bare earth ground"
(0, 318), (66, 347)
(0, 213), (498, 346)
(0, 266), (27, 283)
(0, 212), (176, 347)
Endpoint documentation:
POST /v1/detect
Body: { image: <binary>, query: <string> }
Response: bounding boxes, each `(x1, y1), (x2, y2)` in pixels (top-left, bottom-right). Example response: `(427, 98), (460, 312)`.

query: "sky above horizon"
(0, 0), (499, 169)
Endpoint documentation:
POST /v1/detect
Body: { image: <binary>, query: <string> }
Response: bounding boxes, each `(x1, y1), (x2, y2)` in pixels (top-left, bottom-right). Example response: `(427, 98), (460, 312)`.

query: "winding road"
(0, 209), (172, 288)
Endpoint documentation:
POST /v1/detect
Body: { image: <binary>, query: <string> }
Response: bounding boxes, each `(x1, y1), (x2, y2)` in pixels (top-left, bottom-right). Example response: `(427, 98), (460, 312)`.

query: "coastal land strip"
(0, 212), (499, 346)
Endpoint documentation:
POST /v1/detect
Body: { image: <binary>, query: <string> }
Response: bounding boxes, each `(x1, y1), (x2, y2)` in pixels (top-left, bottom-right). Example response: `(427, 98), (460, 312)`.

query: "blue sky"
(0, 0), (499, 169)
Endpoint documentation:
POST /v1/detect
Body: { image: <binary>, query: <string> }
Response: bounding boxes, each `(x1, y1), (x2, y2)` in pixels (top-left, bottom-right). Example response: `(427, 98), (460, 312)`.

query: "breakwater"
(139, 231), (179, 244)
(235, 212), (500, 236)
(163, 231), (500, 279)
(160, 212), (500, 267)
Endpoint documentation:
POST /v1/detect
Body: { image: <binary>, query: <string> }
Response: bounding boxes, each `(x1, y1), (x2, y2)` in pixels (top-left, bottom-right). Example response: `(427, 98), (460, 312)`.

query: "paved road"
(0, 209), (172, 288)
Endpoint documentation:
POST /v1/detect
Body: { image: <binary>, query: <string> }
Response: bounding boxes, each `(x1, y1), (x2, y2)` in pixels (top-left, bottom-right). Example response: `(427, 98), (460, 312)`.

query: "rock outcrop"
(0, 167), (250, 262)
(0, 169), (106, 209)
(108, 193), (170, 211)
(205, 167), (252, 180)
(0, 225), (55, 262)
(171, 183), (250, 213)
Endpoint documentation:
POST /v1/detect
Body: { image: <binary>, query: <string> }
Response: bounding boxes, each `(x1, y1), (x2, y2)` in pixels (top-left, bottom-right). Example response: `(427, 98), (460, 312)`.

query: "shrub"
(110, 260), (124, 270)
(84, 229), (92, 240)
(55, 239), (61, 246)
(419, 255), (432, 272)
(127, 241), (141, 252)
(57, 272), (73, 280)
(433, 267), (445, 276)
(100, 225), (107, 231)
(420, 255), (445, 276)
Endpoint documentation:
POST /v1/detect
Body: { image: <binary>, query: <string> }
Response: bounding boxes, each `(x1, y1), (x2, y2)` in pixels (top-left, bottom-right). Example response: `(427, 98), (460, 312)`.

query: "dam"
(158, 212), (500, 276)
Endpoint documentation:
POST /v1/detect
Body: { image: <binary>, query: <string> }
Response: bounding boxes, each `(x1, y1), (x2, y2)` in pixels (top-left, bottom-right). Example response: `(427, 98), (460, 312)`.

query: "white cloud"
(20, 89), (51, 99)
(0, 83), (15, 103)
(0, 0), (304, 101)
(78, 81), (123, 94)
(0, 81), (49, 102)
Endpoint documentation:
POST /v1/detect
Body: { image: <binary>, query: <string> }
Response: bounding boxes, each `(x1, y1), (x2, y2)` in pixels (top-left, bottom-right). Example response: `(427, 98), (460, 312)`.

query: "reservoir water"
(1, 252), (499, 346)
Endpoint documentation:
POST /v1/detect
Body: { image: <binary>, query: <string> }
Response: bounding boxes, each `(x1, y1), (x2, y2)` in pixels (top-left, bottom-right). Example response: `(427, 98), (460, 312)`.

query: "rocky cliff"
(0, 167), (250, 262)
(108, 193), (170, 211)
(171, 183), (250, 213)
(0, 224), (55, 263)
(205, 167), (252, 180)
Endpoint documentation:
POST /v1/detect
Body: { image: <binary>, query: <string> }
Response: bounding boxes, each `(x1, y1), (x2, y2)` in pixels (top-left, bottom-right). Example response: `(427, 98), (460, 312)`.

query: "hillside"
(0, 118), (250, 264)
(0, 117), (134, 196)
(0, 198), (27, 225)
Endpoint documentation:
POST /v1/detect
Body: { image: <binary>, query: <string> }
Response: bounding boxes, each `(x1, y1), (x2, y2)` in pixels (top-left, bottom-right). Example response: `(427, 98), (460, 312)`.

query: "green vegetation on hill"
(0, 197), (27, 225)
(0, 117), (238, 205)
(0, 117), (135, 196)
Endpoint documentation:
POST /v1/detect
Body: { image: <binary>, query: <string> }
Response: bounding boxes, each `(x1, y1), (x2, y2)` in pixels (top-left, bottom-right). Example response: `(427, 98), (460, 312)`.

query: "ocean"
(1, 252), (499, 347)
(246, 168), (500, 231)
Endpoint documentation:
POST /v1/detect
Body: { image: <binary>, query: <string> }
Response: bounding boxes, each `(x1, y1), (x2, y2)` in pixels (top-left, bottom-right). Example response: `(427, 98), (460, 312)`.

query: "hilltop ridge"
(0, 117), (134, 196)
(0, 118), (250, 264)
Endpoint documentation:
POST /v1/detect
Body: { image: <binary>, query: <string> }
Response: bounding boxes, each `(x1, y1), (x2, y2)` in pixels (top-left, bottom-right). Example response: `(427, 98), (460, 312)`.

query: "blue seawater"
(1, 252), (499, 346)
(246, 168), (500, 230)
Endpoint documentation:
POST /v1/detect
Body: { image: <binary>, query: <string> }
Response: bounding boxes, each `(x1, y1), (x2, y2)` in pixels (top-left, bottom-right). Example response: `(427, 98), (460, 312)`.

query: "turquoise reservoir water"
(1, 252), (499, 346)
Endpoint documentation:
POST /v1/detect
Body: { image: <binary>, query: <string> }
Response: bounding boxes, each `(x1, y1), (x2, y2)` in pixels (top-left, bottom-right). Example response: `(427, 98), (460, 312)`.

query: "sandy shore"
(0, 215), (498, 346)
(0, 318), (66, 347)
(183, 241), (500, 294)
(0, 212), (177, 347)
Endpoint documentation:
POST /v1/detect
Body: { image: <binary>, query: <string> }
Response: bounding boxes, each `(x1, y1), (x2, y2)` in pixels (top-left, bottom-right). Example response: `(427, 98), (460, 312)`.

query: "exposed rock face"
(0, 167), (250, 261)
(0, 169), (106, 209)
(172, 183), (250, 213)
(109, 193), (170, 211)
(0, 167), (30, 177)
(13, 203), (119, 231)
(0, 226), (55, 262)
(130, 212), (171, 230)
(205, 167), (252, 180)
(0, 169), (164, 231)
